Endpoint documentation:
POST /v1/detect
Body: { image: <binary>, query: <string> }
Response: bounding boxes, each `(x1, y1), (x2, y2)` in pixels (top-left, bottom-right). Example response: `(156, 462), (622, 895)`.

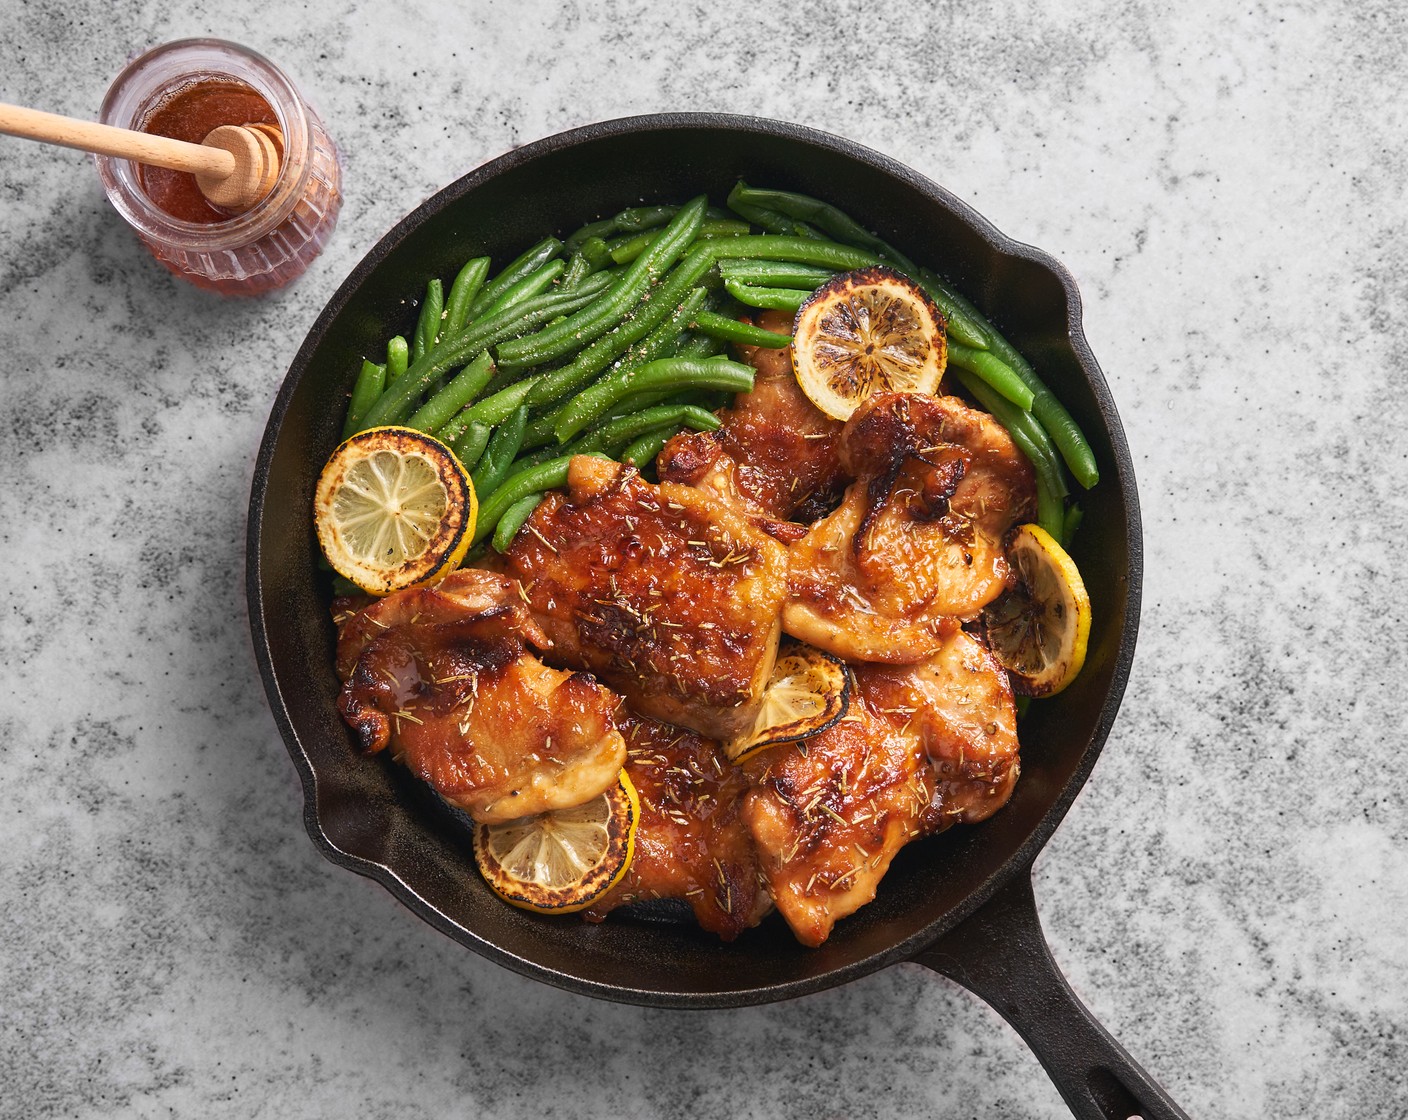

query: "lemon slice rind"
(725, 644), (850, 764)
(984, 524), (1091, 697)
(791, 266), (947, 421)
(314, 426), (475, 596)
(472, 770), (639, 915)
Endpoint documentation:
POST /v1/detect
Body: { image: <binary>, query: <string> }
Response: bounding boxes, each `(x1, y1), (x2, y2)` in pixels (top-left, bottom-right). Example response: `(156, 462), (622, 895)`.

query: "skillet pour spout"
(248, 112), (1187, 1118)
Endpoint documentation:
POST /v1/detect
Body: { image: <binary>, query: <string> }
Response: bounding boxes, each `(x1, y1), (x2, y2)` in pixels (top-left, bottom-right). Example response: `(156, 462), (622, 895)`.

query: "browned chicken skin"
(854, 628), (1021, 832)
(740, 628), (1020, 946)
(741, 692), (935, 947)
(785, 392), (1036, 663)
(584, 712), (770, 939)
(335, 568), (626, 823)
(659, 309), (846, 537)
(501, 455), (788, 741)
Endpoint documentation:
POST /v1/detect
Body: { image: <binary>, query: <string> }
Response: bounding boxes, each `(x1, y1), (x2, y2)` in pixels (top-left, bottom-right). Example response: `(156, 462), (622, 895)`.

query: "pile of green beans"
(338, 185), (1099, 554)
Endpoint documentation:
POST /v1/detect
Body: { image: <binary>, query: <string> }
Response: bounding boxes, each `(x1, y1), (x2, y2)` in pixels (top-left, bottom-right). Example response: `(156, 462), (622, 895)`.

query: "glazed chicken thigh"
(740, 692), (935, 947)
(335, 568), (626, 823)
(658, 309), (846, 539)
(584, 712), (770, 940)
(854, 628), (1022, 831)
(785, 392), (1036, 663)
(502, 455), (789, 741)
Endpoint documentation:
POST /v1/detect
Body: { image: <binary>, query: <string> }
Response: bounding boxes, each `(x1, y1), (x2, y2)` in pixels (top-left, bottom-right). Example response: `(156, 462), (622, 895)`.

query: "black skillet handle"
(913, 869), (1191, 1120)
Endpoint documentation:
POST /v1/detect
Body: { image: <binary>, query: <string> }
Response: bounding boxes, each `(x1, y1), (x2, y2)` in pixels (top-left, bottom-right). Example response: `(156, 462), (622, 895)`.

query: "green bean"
(723, 278), (811, 312)
(496, 195), (708, 370)
(578, 236), (613, 270)
(405, 350), (495, 434)
(700, 218), (753, 239)
(331, 574), (362, 598)
(614, 205), (679, 233)
(1034, 473), (1065, 547)
(478, 259), (566, 318)
(523, 284), (708, 410)
(491, 494), (545, 553)
(724, 192), (802, 235)
(529, 235), (875, 411)
(951, 367), (1067, 541)
(575, 403), (720, 455)
(464, 237), (562, 321)
(560, 248), (595, 287)
(444, 257), (491, 338)
(952, 301), (1100, 489)
(716, 260), (836, 289)
(620, 425), (683, 468)
(1062, 502), (1083, 550)
(689, 310), (791, 349)
(729, 185), (994, 353)
(343, 360), (387, 438)
(607, 229), (663, 266)
(472, 454), (609, 546)
(471, 406), (530, 498)
(463, 376), (543, 426)
(450, 421), (491, 473)
(916, 269), (989, 350)
(554, 357), (755, 444)
(947, 343), (1035, 411)
(564, 218), (619, 253)
(702, 234), (876, 270)
(411, 279), (444, 365)
(728, 182), (920, 275)
(675, 331), (727, 359)
(603, 221), (752, 267)
(355, 272), (613, 431)
(386, 336), (409, 383)
(563, 204), (680, 254)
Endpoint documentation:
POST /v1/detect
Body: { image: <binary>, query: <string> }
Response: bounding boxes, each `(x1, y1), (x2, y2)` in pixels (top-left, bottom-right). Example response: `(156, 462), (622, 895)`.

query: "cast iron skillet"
(247, 114), (1189, 1120)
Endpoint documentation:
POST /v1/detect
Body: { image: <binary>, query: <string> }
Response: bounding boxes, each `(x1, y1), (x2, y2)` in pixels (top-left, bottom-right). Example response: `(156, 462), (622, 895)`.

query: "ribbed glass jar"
(96, 39), (342, 296)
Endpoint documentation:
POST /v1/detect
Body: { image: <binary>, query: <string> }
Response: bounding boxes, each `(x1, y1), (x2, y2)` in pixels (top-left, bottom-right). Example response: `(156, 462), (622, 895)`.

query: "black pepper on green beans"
(552, 356), (755, 444)
(343, 360), (387, 438)
(355, 271), (613, 432)
(470, 406), (529, 499)
(411, 278), (444, 365)
(450, 421), (491, 474)
(491, 493), (545, 553)
(444, 256), (491, 337)
(495, 195), (708, 370)
(404, 350), (494, 435)
(688, 310), (791, 349)
(463, 237), (563, 321)
(385, 335), (409, 384)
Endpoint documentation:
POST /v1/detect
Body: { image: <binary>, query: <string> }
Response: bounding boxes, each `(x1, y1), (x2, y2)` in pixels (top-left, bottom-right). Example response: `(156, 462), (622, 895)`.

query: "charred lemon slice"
(473, 771), (639, 914)
(726, 644), (850, 764)
(791, 266), (947, 420)
(984, 524), (1092, 697)
(314, 426), (476, 596)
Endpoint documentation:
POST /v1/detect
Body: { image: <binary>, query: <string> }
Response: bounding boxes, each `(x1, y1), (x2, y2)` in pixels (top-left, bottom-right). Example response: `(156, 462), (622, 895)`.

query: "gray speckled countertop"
(3, 2), (1405, 1117)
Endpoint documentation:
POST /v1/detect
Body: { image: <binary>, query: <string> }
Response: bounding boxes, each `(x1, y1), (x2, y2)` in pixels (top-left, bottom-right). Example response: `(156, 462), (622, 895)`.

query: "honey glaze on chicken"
(329, 302), (1038, 947)
(658, 309), (846, 538)
(583, 712), (770, 940)
(501, 455), (788, 742)
(334, 568), (626, 823)
(785, 391), (1036, 663)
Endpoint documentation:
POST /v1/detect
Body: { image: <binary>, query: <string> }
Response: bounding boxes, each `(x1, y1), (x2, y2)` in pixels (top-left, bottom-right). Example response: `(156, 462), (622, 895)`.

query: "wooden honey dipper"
(0, 102), (281, 210)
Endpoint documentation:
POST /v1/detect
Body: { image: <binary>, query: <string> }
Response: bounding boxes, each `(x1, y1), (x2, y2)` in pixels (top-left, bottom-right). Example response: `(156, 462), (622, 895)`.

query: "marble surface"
(2, 1), (1405, 1116)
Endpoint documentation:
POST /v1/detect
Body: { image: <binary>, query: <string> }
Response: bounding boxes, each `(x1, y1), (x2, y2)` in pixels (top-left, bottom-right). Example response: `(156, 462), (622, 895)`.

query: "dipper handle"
(0, 102), (280, 210)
